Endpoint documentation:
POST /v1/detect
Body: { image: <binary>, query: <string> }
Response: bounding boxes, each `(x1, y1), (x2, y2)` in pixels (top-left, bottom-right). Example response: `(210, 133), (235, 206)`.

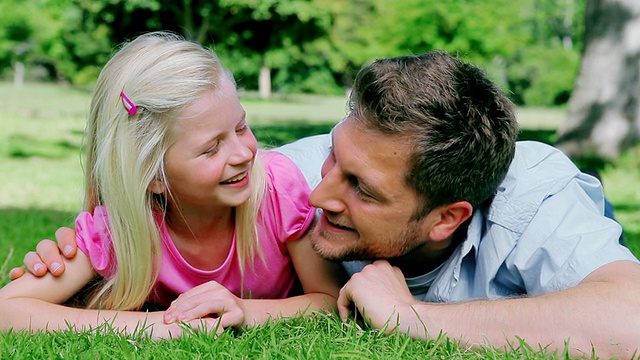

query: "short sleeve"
(75, 206), (117, 278)
(506, 176), (638, 295)
(260, 151), (315, 245)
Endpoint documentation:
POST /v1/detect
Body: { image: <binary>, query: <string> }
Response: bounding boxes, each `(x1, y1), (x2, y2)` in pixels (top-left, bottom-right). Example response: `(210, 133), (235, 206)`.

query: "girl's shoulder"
(256, 150), (315, 242)
(259, 150), (310, 193)
(259, 150), (297, 170)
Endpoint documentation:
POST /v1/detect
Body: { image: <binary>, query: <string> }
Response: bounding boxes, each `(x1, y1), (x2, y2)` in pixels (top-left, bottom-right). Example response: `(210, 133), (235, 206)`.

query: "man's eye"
(355, 187), (369, 199)
(356, 186), (375, 200)
(347, 176), (373, 200)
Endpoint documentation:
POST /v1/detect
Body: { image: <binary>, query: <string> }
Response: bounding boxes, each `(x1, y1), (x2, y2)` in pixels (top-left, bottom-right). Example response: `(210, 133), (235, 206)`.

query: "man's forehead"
(332, 118), (411, 158)
(331, 117), (371, 145)
(331, 118), (415, 199)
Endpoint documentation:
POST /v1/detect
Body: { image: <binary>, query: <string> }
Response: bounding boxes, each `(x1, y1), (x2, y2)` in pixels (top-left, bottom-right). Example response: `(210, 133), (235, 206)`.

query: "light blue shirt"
(277, 135), (639, 302)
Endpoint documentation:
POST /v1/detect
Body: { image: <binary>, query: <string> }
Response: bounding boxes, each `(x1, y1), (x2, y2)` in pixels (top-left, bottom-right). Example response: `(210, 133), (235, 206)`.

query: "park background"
(1, 0), (640, 358)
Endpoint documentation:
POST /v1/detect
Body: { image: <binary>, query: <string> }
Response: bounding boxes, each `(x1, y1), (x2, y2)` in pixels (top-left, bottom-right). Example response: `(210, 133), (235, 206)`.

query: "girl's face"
(162, 75), (258, 211)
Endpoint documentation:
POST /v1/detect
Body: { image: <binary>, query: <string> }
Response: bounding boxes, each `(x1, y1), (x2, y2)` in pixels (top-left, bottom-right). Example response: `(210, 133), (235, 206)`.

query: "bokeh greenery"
(1, 0), (584, 107)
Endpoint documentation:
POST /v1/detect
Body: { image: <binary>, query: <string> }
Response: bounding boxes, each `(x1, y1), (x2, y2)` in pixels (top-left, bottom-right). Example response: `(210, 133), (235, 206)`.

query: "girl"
(0, 32), (342, 339)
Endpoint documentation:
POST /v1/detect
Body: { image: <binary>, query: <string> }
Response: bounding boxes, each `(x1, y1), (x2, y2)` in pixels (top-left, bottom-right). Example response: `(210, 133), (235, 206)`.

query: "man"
(14, 51), (640, 357)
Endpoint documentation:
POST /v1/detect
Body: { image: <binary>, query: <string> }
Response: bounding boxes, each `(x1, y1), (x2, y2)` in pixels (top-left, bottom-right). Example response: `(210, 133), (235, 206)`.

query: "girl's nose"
(228, 136), (255, 166)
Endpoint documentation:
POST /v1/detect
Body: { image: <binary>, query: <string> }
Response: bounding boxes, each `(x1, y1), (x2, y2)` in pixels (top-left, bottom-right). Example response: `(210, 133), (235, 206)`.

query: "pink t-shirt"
(74, 151), (314, 307)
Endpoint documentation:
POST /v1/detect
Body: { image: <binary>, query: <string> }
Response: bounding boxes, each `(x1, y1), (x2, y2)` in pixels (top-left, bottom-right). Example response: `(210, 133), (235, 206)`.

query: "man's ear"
(426, 201), (473, 242)
(148, 179), (166, 195)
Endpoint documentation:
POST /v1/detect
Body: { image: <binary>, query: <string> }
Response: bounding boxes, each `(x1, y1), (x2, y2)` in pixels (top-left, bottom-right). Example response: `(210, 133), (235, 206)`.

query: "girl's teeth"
(222, 173), (246, 184)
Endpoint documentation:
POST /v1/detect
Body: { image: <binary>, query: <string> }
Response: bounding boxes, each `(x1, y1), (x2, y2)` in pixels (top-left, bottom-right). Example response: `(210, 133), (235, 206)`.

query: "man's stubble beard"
(309, 222), (423, 262)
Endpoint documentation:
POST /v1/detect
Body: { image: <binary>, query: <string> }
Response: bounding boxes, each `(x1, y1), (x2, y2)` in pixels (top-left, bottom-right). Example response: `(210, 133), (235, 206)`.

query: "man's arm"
(338, 260), (640, 359)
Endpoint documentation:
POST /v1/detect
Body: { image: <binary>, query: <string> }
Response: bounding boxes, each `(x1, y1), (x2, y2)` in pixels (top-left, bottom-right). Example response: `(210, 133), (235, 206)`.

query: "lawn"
(0, 82), (638, 358)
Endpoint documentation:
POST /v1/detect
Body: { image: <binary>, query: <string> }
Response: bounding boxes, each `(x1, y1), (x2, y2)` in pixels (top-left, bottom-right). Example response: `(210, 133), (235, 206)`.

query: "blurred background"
(2, 0), (583, 103)
(2, 0), (639, 162)
(0, 0), (639, 178)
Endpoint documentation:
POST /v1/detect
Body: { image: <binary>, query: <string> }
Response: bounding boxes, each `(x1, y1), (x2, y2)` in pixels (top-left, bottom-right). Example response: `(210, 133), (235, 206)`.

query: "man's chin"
(310, 232), (371, 262)
(309, 232), (349, 261)
(309, 239), (341, 261)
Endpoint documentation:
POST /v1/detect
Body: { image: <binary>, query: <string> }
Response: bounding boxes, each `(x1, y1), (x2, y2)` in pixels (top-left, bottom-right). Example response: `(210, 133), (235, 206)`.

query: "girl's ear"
(426, 201), (473, 242)
(148, 179), (166, 195)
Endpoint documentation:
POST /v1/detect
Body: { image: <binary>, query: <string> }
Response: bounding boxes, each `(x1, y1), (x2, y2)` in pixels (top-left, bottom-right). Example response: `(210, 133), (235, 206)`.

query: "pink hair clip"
(120, 91), (138, 116)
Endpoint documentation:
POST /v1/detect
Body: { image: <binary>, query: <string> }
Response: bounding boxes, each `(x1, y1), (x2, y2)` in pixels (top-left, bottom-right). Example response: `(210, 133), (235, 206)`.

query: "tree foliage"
(1, 0), (586, 104)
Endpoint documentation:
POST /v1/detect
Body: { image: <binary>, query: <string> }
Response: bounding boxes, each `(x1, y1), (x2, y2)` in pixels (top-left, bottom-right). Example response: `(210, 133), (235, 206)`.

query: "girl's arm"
(243, 222), (346, 322)
(0, 248), (218, 339)
(164, 222), (346, 328)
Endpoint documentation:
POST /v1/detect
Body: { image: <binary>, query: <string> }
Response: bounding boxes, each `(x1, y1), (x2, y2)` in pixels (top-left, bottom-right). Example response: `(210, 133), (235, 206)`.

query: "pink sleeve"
(75, 206), (116, 278)
(260, 151), (315, 245)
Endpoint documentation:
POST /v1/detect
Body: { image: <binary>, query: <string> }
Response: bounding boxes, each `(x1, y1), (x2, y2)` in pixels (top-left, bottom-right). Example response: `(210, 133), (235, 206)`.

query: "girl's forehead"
(170, 80), (243, 137)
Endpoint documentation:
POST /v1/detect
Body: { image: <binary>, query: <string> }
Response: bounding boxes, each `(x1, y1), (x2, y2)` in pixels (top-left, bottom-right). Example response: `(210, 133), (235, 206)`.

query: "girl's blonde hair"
(83, 31), (266, 310)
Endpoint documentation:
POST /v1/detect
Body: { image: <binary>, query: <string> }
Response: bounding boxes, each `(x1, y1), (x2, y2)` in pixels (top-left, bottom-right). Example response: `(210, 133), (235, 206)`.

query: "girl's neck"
(164, 204), (236, 271)
(165, 204), (234, 242)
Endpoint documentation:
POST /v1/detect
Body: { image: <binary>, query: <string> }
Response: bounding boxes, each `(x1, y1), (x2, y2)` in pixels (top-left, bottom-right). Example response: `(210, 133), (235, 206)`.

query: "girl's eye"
(203, 142), (220, 156)
(236, 123), (249, 134)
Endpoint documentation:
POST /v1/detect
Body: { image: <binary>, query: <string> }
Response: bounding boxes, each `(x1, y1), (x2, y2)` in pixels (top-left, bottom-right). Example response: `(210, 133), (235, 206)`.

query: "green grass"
(1, 82), (638, 358)
(0, 313), (567, 359)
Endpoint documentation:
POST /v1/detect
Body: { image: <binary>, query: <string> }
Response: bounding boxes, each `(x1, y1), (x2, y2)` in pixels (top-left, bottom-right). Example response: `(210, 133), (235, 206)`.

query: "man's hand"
(338, 260), (423, 334)
(9, 227), (79, 280)
(164, 280), (246, 331)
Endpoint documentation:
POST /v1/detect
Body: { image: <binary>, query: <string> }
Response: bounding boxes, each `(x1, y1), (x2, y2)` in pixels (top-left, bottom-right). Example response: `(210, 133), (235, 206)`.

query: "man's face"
(309, 117), (433, 261)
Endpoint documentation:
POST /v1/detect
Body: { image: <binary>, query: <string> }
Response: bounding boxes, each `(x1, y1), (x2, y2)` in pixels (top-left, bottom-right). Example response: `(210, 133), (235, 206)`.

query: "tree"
(0, 1), (590, 100)
(326, 0), (584, 105)
(214, 0), (333, 98)
(556, 0), (640, 159)
(0, 8), (33, 87)
(35, 0), (332, 94)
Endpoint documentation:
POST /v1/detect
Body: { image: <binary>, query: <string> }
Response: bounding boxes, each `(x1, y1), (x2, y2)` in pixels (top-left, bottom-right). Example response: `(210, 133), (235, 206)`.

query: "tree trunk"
(259, 64), (271, 99)
(13, 61), (25, 87)
(555, 0), (640, 159)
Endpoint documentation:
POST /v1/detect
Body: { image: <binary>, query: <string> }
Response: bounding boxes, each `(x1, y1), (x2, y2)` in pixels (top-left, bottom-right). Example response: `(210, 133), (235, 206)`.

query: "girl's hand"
(164, 281), (246, 330)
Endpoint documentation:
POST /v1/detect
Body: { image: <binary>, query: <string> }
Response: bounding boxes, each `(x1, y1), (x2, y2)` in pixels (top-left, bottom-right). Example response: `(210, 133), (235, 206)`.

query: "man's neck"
(388, 244), (453, 278)
(388, 221), (470, 278)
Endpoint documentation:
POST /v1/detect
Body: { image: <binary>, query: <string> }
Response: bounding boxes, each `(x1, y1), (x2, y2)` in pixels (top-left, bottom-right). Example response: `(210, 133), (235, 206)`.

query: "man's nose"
(309, 167), (346, 213)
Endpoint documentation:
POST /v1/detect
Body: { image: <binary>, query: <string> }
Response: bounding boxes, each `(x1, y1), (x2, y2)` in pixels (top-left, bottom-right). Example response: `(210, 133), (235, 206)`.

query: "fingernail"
(63, 246), (73, 256)
(51, 262), (62, 273)
(33, 263), (43, 273)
